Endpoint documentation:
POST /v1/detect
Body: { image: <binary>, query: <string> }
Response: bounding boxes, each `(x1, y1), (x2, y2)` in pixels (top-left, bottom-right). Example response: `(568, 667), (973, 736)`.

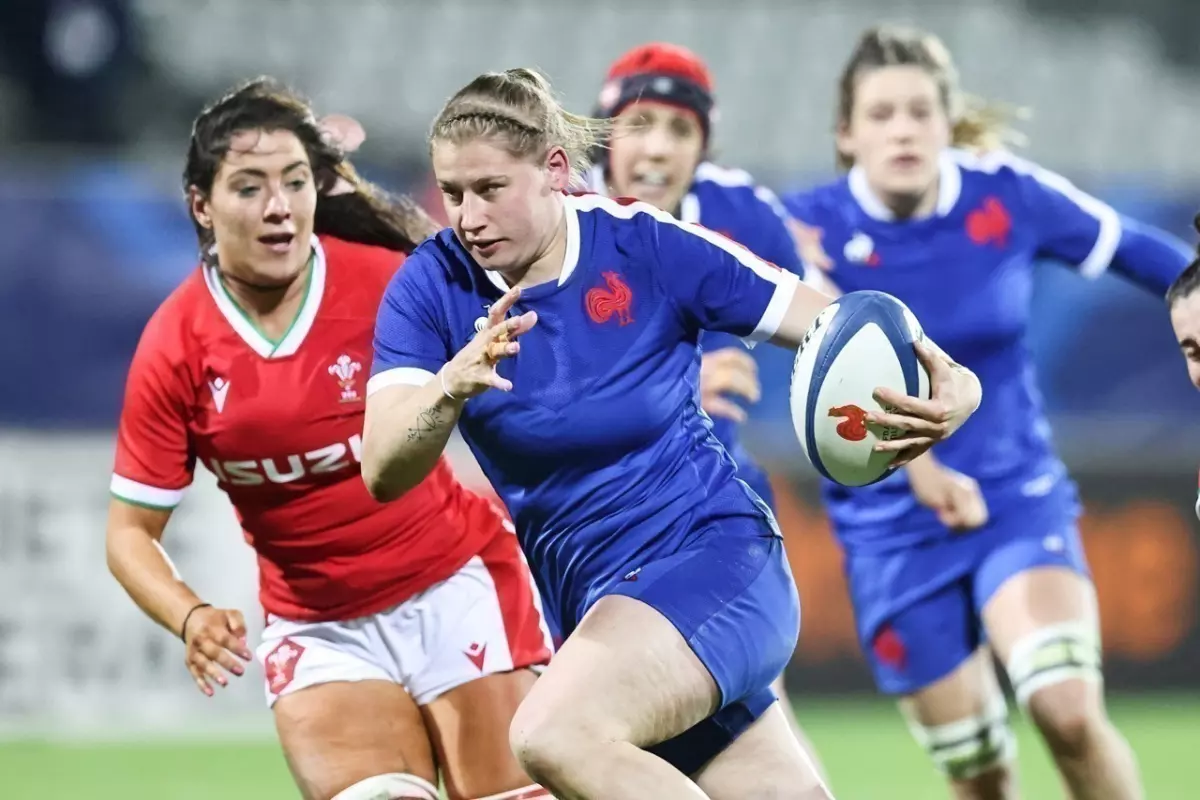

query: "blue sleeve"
(644, 210), (800, 344)
(367, 251), (452, 395)
(1014, 161), (1191, 295)
(747, 186), (804, 275)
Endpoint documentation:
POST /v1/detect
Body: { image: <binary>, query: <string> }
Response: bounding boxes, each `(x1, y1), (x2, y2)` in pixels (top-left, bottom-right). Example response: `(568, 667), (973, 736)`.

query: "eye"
(669, 118), (697, 139)
(868, 105), (892, 122)
(236, 186), (259, 198)
(288, 178), (308, 190)
(910, 103), (933, 121)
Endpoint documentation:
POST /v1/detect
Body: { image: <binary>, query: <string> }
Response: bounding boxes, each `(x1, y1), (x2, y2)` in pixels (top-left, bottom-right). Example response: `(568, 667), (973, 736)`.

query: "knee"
(508, 709), (583, 785)
(1026, 681), (1107, 759)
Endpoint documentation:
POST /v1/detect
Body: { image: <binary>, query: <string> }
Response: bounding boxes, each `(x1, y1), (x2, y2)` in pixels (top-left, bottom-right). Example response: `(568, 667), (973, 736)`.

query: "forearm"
(1108, 216), (1192, 297)
(767, 279), (837, 350)
(363, 373), (463, 502)
(107, 526), (203, 638)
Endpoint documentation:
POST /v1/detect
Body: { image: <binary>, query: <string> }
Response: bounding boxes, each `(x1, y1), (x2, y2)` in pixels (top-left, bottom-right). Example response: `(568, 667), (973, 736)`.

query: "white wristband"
(439, 371), (459, 401)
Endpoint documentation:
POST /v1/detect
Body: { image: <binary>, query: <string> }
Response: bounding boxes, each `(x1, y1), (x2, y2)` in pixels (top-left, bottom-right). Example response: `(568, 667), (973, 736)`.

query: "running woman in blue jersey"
(782, 25), (1190, 800)
(585, 41), (826, 779)
(361, 67), (982, 800)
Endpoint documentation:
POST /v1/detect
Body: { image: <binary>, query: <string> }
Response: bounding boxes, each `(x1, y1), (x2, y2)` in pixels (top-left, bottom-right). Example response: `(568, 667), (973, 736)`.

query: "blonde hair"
(430, 68), (610, 188)
(836, 24), (1027, 169)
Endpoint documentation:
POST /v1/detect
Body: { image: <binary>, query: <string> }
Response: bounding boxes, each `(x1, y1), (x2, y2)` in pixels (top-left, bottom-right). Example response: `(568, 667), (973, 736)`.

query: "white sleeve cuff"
(366, 367), (437, 397)
(110, 475), (187, 509)
(745, 268), (800, 346)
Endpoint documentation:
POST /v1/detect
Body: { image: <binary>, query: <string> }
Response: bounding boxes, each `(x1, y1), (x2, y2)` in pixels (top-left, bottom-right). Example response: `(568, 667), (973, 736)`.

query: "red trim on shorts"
(478, 529), (552, 669)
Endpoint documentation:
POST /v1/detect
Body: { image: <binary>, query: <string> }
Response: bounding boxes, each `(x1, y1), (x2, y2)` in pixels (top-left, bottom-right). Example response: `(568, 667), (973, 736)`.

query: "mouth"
(469, 239), (503, 258)
(628, 169), (672, 195)
(890, 154), (923, 170)
(257, 232), (296, 254)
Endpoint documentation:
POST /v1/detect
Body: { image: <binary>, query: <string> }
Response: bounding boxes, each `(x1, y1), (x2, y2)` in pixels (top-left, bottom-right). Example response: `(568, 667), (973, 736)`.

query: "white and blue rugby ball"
(790, 291), (931, 487)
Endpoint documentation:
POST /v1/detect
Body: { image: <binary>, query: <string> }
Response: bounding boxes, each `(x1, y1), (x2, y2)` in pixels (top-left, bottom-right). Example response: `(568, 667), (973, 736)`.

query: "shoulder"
(319, 235), (405, 281)
(948, 148), (1067, 191)
(779, 177), (849, 224)
(946, 148), (1102, 214)
(693, 162), (789, 221)
(123, 269), (210, 399)
(137, 269), (208, 366)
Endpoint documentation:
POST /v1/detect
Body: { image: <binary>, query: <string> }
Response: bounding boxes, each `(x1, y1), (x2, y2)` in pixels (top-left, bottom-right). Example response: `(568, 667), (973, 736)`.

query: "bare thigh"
(510, 594), (719, 749)
(693, 702), (831, 800)
(422, 669), (540, 800)
(981, 566), (1097, 665)
(900, 646), (1004, 727)
(273, 679), (437, 800)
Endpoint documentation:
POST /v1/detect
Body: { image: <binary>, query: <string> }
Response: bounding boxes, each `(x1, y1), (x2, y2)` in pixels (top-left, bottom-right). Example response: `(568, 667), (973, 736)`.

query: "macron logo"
(208, 377), (230, 414)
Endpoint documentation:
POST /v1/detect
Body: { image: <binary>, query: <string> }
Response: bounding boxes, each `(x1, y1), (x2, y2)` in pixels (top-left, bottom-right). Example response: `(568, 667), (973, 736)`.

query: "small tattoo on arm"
(406, 404), (446, 443)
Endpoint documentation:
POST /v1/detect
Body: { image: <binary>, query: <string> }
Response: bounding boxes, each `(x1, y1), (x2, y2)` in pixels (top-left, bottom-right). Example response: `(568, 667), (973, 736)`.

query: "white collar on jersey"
(202, 234), (327, 359)
(848, 150), (962, 222)
(481, 197), (581, 292)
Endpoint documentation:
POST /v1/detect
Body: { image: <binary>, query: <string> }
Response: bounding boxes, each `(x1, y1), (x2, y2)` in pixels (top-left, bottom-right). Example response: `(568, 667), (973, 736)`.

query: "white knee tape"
(330, 773), (440, 800)
(1006, 620), (1102, 707)
(905, 694), (1015, 781)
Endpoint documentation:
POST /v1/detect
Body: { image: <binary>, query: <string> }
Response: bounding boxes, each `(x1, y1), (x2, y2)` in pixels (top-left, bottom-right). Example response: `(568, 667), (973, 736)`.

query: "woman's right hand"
(183, 605), (252, 697)
(441, 287), (538, 399)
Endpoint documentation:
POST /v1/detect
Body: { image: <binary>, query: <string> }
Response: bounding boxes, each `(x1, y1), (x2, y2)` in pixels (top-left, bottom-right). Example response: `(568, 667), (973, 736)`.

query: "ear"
(189, 186), (213, 230)
(834, 119), (857, 164)
(544, 145), (571, 192)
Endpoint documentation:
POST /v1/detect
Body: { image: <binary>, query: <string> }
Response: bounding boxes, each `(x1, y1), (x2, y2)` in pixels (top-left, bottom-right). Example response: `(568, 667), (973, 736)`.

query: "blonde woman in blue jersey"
(586, 41), (829, 784)
(783, 24), (1190, 800)
(363, 66), (984, 799)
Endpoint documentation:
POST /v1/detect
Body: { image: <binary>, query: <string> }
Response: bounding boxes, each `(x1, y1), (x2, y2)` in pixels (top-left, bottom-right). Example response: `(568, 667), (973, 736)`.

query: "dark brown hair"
(1167, 214), (1200, 305)
(835, 25), (1026, 170)
(185, 77), (437, 264)
(429, 67), (609, 188)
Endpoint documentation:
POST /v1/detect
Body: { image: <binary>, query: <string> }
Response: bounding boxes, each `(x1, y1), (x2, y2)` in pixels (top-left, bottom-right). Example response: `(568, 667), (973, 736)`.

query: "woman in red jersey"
(106, 78), (552, 800)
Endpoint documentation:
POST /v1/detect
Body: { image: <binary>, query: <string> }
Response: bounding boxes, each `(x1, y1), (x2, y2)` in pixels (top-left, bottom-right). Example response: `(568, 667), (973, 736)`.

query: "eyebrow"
(438, 175), (507, 191)
(228, 160), (310, 180)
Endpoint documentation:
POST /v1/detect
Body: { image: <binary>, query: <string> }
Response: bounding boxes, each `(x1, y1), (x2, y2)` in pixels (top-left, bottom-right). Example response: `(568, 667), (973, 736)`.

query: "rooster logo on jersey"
(586, 272), (634, 326)
(328, 355), (362, 403)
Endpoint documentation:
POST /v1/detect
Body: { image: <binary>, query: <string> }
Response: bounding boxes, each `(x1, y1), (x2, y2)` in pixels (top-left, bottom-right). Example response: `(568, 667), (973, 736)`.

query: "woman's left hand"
(866, 339), (982, 467)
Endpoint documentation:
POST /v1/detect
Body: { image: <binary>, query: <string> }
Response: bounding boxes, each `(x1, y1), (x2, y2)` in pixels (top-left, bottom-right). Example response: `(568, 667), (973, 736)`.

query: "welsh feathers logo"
(586, 271), (634, 326)
(328, 355), (362, 403)
(265, 639), (304, 694)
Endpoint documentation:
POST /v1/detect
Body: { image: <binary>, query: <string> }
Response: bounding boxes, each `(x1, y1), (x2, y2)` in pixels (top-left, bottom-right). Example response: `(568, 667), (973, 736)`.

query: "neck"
(875, 168), (942, 221)
(506, 202), (568, 290)
(217, 251), (312, 318)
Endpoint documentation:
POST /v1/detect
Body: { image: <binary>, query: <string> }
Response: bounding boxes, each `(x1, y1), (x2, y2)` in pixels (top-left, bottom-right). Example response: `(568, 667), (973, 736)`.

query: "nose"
(263, 185), (291, 221)
(889, 112), (920, 143)
(641, 124), (673, 159)
(459, 193), (486, 233)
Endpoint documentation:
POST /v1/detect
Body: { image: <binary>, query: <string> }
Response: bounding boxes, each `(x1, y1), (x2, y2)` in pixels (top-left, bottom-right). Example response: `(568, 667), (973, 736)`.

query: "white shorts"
(256, 529), (553, 707)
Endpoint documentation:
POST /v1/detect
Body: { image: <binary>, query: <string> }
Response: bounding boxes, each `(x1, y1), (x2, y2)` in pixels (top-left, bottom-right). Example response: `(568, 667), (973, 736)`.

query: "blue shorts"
(845, 486), (1089, 696)
(590, 515), (800, 775)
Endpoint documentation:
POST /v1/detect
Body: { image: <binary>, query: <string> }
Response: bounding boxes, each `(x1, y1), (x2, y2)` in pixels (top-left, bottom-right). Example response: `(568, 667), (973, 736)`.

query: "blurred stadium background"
(2, 0), (1199, 797)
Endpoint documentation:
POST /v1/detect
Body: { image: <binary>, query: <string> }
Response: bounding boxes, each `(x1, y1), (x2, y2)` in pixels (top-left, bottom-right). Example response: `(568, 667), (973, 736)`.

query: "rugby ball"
(790, 290), (931, 487)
